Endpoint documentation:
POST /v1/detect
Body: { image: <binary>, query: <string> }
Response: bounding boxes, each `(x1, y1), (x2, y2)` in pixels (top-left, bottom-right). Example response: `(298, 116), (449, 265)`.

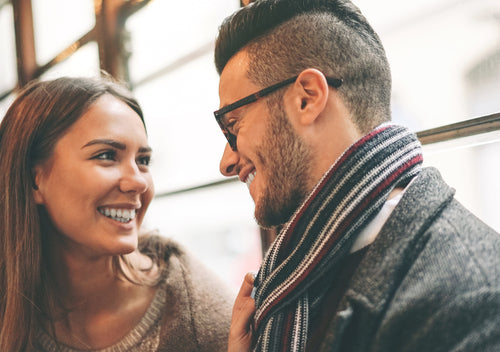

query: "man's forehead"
(218, 50), (258, 106)
(219, 51), (250, 88)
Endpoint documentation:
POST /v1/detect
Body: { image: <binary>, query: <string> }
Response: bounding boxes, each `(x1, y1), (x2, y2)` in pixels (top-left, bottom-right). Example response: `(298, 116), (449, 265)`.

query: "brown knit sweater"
(35, 236), (234, 352)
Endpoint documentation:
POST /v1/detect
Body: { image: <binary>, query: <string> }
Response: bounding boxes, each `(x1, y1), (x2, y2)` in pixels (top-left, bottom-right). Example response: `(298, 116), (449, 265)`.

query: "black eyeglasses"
(214, 75), (342, 151)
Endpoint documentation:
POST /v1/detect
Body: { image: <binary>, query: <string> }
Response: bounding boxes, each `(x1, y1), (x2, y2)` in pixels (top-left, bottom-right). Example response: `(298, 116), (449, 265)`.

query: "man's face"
(255, 100), (312, 227)
(218, 50), (313, 228)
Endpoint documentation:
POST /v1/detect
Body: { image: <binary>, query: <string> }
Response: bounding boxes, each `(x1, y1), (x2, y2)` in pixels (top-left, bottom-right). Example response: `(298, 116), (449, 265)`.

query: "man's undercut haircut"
(215, 0), (392, 132)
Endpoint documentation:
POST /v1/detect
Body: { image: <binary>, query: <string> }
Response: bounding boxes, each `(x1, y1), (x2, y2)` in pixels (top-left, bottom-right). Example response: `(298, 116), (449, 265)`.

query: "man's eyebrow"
(82, 139), (152, 153)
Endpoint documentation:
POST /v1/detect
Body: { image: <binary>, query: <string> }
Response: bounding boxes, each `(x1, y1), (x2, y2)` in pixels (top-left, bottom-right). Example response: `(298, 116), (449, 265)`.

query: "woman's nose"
(119, 162), (149, 194)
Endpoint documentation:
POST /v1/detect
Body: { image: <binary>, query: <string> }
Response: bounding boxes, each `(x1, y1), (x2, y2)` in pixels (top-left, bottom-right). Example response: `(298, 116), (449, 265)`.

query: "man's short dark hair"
(215, 0), (392, 132)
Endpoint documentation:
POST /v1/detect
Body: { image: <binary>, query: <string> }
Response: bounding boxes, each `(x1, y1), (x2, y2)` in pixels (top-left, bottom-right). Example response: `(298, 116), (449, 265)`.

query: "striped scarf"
(252, 124), (423, 351)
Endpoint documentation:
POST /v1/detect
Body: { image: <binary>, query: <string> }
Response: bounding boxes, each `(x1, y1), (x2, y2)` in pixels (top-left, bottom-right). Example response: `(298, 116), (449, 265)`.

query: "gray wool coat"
(319, 167), (500, 352)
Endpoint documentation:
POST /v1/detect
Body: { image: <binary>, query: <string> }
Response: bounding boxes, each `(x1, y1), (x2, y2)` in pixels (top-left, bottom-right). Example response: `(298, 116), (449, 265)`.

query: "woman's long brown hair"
(0, 76), (147, 351)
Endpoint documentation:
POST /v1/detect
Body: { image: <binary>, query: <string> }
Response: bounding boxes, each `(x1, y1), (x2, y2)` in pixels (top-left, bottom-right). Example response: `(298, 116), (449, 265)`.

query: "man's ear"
(289, 68), (329, 126)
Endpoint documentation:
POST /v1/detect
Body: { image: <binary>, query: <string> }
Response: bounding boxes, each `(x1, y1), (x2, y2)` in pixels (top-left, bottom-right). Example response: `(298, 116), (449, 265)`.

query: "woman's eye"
(94, 150), (117, 161)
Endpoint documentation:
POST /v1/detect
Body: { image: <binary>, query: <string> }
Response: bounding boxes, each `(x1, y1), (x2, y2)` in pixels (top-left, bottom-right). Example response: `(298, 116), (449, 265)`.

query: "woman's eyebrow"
(82, 139), (126, 150)
(82, 139), (152, 153)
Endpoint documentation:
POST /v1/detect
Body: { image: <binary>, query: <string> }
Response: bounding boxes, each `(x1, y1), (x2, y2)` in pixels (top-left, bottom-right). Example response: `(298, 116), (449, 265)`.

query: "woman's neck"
(43, 248), (159, 349)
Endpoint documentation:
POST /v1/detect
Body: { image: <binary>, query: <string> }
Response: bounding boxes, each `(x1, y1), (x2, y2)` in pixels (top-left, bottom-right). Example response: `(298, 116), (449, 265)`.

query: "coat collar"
(320, 167), (456, 351)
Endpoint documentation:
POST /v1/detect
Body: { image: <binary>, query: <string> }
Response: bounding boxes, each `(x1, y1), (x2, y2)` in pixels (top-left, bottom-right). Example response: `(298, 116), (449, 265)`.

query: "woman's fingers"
(228, 272), (256, 352)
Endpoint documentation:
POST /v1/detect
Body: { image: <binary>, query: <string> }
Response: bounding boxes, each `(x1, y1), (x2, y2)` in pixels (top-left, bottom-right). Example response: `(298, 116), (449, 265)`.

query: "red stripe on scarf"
(256, 154), (423, 328)
(280, 126), (389, 254)
(282, 311), (295, 352)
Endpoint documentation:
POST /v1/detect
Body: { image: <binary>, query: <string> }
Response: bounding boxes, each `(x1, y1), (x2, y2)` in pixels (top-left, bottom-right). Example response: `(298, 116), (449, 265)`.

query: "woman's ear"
(32, 166), (45, 205)
(290, 68), (329, 126)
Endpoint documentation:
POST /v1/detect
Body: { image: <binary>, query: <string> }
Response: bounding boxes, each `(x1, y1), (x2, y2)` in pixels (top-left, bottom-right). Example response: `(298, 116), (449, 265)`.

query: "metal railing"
(155, 112), (500, 199)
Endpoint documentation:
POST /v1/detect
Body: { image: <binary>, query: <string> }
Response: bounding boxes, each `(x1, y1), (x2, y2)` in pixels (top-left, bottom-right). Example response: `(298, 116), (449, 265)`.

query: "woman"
(0, 76), (233, 351)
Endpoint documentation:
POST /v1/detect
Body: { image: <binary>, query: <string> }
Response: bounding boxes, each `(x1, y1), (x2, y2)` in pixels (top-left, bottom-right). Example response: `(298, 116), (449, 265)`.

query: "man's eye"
(226, 119), (238, 134)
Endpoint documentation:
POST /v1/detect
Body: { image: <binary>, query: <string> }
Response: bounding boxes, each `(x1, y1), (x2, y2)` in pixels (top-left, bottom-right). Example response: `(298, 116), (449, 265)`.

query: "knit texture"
(34, 237), (233, 352)
(36, 281), (166, 351)
(252, 124), (423, 352)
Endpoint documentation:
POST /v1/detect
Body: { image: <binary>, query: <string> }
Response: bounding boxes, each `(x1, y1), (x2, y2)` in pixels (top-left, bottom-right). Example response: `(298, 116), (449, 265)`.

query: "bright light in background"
(357, 0), (500, 129)
(134, 53), (225, 193)
(39, 42), (101, 80)
(126, 0), (240, 84)
(145, 183), (262, 291)
(31, 0), (95, 65)
(0, 3), (16, 94)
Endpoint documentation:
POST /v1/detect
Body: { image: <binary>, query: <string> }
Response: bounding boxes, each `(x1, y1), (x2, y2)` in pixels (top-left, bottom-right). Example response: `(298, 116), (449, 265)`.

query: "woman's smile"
(33, 94), (154, 256)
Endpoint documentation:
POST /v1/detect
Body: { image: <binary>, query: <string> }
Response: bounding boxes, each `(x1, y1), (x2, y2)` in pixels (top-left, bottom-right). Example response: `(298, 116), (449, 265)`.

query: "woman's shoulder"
(139, 232), (233, 299)
(138, 232), (185, 262)
(139, 233), (233, 351)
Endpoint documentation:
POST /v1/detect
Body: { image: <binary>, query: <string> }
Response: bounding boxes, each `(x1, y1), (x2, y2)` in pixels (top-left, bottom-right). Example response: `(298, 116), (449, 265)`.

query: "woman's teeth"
(246, 171), (256, 189)
(99, 208), (136, 223)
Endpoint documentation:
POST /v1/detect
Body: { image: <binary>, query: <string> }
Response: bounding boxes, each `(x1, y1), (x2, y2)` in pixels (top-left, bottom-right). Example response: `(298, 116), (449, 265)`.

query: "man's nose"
(220, 143), (239, 176)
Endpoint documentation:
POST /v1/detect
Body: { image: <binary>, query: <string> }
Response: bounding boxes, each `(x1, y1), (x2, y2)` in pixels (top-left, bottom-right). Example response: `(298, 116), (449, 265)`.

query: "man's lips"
(239, 166), (256, 183)
(244, 170), (256, 189)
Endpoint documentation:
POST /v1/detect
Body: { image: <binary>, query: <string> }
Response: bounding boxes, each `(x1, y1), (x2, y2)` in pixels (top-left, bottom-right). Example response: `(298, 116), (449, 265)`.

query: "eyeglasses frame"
(214, 75), (342, 151)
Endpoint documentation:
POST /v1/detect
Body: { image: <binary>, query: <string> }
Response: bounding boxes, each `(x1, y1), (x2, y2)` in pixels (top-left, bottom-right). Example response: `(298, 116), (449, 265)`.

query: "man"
(212, 0), (500, 351)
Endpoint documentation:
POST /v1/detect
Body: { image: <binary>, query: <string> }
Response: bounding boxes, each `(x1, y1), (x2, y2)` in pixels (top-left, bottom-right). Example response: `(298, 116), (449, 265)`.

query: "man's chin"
(254, 203), (293, 230)
(255, 188), (309, 229)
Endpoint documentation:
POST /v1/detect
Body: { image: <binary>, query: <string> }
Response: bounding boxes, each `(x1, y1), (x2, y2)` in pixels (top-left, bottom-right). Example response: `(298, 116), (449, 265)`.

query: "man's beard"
(254, 101), (313, 229)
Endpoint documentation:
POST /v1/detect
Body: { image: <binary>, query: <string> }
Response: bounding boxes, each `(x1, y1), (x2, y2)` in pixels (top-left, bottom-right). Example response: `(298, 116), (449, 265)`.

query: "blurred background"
(1, 0), (499, 293)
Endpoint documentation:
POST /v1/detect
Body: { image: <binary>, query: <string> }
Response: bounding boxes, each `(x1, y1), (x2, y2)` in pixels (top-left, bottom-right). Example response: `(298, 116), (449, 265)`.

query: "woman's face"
(33, 94), (154, 258)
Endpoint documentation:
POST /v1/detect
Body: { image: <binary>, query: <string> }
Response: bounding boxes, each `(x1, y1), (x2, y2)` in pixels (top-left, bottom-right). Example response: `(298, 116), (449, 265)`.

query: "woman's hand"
(228, 272), (256, 352)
